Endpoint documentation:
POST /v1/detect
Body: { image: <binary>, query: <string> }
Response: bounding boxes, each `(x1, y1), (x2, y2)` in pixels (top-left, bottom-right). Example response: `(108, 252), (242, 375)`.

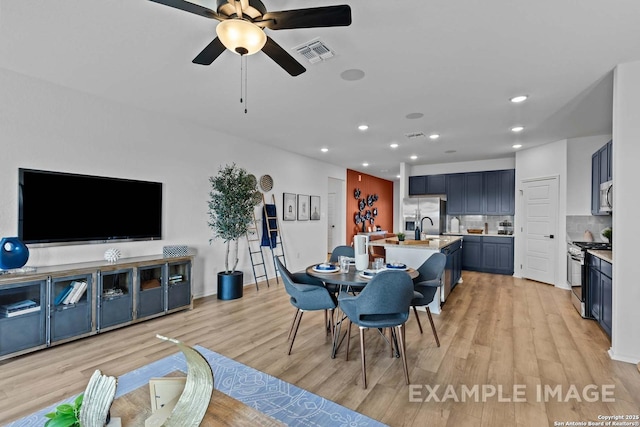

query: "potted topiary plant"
(208, 163), (261, 300)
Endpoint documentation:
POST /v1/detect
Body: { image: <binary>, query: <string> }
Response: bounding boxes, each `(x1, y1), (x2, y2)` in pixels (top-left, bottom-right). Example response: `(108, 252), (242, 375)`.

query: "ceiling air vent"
(405, 132), (426, 140)
(295, 38), (335, 64)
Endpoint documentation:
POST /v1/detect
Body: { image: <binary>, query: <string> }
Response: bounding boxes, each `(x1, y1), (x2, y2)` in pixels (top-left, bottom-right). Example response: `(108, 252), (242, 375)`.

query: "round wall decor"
(259, 174), (273, 192)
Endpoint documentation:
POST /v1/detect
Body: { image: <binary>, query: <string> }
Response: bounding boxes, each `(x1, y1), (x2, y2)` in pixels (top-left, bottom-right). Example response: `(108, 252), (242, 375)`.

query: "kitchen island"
(369, 235), (463, 314)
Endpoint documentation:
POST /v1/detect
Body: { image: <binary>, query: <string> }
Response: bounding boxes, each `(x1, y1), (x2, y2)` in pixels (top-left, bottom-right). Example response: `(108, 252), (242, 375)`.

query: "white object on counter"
(583, 230), (594, 242)
(451, 217), (460, 233)
(353, 234), (369, 271)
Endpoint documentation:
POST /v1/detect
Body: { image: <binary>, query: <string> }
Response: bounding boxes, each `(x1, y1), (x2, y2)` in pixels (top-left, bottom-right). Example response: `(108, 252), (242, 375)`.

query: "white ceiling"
(2, 0), (638, 180)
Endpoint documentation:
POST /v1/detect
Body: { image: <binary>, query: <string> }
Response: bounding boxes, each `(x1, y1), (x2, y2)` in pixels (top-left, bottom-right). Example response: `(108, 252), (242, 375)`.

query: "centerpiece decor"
(208, 163), (261, 300)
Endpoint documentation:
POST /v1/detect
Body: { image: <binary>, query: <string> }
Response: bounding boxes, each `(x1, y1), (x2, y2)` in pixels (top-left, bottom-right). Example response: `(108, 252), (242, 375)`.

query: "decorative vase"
(217, 271), (243, 300)
(0, 237), (29, 270)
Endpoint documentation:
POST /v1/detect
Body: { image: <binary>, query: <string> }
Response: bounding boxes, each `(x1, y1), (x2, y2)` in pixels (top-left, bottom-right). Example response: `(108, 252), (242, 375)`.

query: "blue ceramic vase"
(0, 237), (30, 269)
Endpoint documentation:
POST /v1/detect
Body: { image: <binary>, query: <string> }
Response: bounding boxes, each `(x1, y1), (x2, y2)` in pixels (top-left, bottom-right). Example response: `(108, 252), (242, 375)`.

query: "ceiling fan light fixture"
(216, 19), (266, 55)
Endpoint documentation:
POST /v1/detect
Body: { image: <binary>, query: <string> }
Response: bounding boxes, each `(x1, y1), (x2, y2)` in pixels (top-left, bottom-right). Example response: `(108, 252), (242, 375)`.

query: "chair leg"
(412, 306), (423, 334)
(328, 309), (335, 343)
(288, 309), (300, 341)
(288, 311), (304, 355)
(359, 327), (367, 389)
(426, 307), (440, 347)
(396, 324), (410, 385)
(345, 320), (352, 361)
(324, 310), (329, 336)
(389, 328), (394, 358)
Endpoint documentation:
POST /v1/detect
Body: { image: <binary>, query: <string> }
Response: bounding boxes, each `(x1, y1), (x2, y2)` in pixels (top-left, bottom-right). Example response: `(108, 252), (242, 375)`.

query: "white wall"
(0, 69), (346, 298)
(610, 62), (640, 363)
(566, 134), (611, 215)
(411, 158), (516, 176)
(514, 139), (568, 288)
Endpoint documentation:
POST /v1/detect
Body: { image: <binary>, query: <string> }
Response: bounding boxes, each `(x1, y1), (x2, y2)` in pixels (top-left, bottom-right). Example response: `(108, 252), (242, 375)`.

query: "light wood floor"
(1, 271), (639, 426)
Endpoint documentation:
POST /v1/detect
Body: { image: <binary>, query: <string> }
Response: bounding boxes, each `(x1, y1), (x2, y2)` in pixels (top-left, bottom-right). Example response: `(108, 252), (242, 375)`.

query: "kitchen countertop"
(588, 249), (613, 263)
(370, 235), (463, 250)
(444, 232), (514, 238)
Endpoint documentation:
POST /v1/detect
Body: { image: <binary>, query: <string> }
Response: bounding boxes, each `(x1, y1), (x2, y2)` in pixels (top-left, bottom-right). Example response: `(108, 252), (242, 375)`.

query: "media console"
(0, 255), (193, 361)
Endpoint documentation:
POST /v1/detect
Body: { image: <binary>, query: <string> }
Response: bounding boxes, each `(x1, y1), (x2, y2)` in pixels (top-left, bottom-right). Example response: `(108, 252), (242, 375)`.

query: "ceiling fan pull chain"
(244, 56), (248, 114)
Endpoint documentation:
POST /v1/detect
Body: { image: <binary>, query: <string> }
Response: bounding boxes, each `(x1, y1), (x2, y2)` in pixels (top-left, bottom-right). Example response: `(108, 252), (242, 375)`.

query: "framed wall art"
(310, 196), (320, 220)
(297, 194), (309, 220)
(283, 193), (296, 221)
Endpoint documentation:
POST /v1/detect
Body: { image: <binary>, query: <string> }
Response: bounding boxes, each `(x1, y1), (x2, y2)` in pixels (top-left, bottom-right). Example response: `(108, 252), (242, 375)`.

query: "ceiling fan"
(149, 0), (352, 76)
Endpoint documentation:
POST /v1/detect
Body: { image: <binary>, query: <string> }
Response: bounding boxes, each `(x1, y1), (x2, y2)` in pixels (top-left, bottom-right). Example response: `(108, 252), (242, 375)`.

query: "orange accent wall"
(346, 169), (394, 246)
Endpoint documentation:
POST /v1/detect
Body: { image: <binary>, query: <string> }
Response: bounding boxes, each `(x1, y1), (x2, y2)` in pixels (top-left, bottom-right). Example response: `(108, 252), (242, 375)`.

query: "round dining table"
(305, 263), (418, 290)
(306, 262), (419, 358)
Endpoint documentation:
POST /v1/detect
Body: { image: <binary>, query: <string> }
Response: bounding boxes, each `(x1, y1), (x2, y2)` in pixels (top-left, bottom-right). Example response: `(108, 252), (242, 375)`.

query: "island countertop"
(369, 235), (463, 250)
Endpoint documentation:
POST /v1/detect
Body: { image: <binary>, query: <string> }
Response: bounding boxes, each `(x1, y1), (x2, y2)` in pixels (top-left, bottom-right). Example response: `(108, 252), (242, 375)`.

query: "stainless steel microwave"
(599, 180), (612, 213)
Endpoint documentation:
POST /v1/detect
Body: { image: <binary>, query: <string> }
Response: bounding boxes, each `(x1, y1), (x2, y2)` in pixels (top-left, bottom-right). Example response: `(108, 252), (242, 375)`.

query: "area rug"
(7, 345), (386, 427)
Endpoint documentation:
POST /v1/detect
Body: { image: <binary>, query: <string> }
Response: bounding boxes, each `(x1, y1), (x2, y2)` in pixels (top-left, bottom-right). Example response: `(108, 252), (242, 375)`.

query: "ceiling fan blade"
(262, 36), (306, 76)
(261, 5), (351, 30)
(148, 0), (220, 20)
(193, 37), (226, 65)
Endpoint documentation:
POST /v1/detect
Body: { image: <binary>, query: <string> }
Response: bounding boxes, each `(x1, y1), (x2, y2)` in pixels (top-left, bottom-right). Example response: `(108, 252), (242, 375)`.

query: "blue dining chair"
(411, 253), (446, 346)
(275, 257), (337, 355)
(328, 245), (354, 263)
(337, 270), (415, 389)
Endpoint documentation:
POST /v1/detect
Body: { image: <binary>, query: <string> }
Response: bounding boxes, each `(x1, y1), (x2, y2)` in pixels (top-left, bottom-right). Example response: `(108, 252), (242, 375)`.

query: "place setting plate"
(385, 263), (408, 271)
(312, 263), (340, 273)
(358, 269), (381, 279)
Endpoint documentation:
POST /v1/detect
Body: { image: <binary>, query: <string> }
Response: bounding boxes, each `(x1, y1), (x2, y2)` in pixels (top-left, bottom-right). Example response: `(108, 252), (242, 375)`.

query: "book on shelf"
(168, 274), (183, 284)
(54, 284), (74, 305)
(0, 300), (41, 317)
(64, 280), (88, 305)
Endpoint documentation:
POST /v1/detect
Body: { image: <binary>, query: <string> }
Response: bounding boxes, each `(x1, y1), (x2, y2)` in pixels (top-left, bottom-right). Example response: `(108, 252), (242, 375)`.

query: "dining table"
(306, 261), (418, 358)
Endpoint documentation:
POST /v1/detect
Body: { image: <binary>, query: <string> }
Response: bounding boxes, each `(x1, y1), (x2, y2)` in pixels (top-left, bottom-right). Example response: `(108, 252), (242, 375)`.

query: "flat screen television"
(19, 168), (163, 245)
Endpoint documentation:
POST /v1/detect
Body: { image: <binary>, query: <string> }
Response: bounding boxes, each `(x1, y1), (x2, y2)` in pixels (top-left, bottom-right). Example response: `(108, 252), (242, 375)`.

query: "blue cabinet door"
(461, 236), (482, 270)
(591, 152), (601, 215)
(427, 174), (446, 194)
(607, 140), (613, 182)
(499, 169), (515, 214)
(484, 171), (500, 214)
(409, 176), (427, 195)
(464, 172), (484, 214)
(599, 145), (609, 185)
(446, 174), (465, 214)
(600, 271), (612, 336)
(588, 265), (601, 321)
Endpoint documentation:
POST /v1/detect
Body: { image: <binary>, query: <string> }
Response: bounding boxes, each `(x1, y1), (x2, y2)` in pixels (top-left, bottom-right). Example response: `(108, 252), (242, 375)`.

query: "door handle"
(544, 235), (554, 239)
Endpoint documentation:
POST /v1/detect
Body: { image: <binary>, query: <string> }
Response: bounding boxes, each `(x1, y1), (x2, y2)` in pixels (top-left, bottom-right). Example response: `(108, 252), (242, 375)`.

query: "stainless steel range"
(567, 241), (612, 318)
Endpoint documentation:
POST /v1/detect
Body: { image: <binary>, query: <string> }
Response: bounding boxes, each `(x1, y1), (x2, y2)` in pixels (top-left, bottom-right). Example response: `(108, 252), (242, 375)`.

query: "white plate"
(358, 269), (379, 279)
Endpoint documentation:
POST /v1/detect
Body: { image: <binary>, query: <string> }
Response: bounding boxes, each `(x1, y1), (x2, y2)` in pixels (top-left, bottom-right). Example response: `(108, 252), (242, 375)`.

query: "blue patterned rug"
(7, 345), (386, 427)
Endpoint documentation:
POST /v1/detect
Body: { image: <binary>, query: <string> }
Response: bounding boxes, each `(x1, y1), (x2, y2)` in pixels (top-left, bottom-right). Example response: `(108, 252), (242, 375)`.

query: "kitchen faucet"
(420, 216), (434, 239)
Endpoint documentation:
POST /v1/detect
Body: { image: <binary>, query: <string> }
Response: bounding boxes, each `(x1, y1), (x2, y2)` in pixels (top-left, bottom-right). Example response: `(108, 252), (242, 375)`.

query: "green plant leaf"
(55, 404), (75, 414)
(73, 393), (84, 408)
(44, 413), (78, 427)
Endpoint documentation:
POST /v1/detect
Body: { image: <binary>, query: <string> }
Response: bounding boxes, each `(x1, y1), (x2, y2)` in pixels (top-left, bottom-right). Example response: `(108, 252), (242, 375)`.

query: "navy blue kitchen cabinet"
(461, 236), (513, 275)
(408, 175), (426, 196)
(464, 172), (484, 214)
(446, 173), (466, 214)
(485, 170), (515, 215)
(587, 253), (612, 338)
(482, 236), (514, 275)
(409, 174), (446, 195)
(461, 235), (482, 270)
(442, 240), (462, 292)
(591, 140), (613, 216)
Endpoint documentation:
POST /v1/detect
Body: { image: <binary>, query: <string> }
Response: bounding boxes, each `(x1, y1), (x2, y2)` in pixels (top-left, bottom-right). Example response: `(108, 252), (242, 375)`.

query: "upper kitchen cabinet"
(409, 174), (446, 195)
(484, 169), (515, 215)
(443, 169), (514, 215)
(591, 140), (613, 216)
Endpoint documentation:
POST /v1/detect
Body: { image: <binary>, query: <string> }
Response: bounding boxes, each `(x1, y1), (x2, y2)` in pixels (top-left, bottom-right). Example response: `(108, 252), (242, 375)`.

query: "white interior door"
(327, 192), (336, 252)
(522, 177), (558, 284)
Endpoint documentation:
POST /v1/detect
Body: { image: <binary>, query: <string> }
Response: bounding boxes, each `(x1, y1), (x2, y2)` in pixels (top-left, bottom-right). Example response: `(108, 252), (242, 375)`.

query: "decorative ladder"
(263, 194), (286, 283)
(246, 209), (270, 290)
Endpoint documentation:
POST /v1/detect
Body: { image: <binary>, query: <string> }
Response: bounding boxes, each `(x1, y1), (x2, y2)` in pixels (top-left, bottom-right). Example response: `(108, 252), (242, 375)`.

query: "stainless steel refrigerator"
(402, 197), (447, 238)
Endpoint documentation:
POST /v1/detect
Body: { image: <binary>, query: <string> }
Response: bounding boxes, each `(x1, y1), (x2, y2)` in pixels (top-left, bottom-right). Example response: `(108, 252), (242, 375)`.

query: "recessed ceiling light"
(513, 144), (523, 149)
(511, 126), (525, 133)
(406, 112), (424, 119)
(429, 134), (440, 140)
(362, 162), (369, 167)
(410, 155), (418, 160)
(358, 124), (369, 131)
(321, 147), (328, 152)
(340, 69), (365, 81)
(396, 174), (401, 179)
(390, 143), (399, 148)
(445, 150), (456, 154)
(510, 95), (528, 103)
